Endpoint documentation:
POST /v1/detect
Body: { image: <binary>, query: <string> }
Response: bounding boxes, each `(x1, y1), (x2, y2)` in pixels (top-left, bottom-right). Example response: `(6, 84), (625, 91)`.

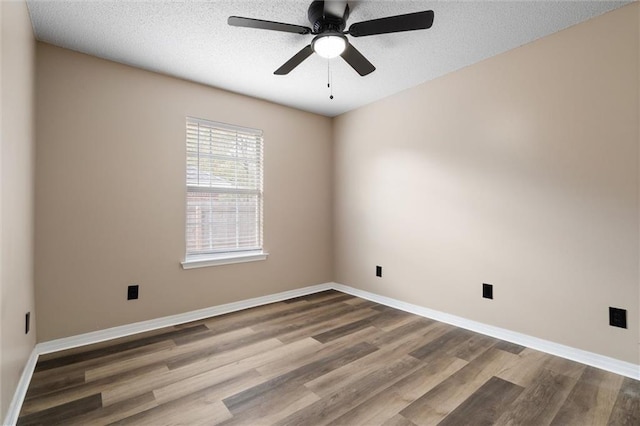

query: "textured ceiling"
(27, 0), (632, 117)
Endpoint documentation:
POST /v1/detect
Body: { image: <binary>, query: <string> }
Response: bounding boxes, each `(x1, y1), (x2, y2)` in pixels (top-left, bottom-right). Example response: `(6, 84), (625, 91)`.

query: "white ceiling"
(27, 0), (631, 117)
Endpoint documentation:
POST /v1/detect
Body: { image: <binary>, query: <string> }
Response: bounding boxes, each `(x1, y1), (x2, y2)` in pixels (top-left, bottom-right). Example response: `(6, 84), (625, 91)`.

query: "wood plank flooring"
(17, 290), (640, 425)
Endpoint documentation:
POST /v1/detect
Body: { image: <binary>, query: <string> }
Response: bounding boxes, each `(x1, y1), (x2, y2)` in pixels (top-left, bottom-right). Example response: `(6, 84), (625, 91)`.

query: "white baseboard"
(3, 347), (39, 426)
(5, 281), (638, 425)
(330, 282), (640, 381)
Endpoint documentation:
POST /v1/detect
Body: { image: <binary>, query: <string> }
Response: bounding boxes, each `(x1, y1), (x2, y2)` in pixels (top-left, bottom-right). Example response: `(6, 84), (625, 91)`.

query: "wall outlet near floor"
(482, 283), (493, 299)
(127, 284), (139, 300)
(609, 307), (627, 329)
(25, 312), (30, 334)
(376, 265), (382, 277)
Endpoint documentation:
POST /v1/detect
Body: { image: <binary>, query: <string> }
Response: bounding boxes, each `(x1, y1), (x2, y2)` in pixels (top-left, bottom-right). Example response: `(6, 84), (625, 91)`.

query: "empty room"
(1, 0), (639, 424)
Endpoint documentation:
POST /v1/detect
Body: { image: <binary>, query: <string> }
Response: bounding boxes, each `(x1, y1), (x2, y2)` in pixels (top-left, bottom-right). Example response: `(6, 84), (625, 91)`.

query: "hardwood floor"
(17, 290), (640, 425)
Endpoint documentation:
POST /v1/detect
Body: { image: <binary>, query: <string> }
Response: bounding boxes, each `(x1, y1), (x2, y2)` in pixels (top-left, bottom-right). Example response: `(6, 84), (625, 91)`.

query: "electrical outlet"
(25, 312), (30, 334)
(609, 307), (627, 329)
(127, 284), (139, 300)
(483, 283), (493, 299)
(376, 266), (382, 277)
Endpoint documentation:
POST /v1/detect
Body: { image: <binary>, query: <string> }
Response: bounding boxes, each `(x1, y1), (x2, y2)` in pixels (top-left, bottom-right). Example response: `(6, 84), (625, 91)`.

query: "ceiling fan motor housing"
(308, 0), (349, 34)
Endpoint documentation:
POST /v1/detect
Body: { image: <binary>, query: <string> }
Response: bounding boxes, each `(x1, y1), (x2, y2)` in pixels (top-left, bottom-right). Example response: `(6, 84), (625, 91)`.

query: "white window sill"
(181, 251), (268, 269)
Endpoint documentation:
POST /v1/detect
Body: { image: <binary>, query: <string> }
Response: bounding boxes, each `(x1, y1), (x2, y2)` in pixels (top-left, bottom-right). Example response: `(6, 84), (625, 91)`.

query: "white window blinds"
(185, 117), (264, 259)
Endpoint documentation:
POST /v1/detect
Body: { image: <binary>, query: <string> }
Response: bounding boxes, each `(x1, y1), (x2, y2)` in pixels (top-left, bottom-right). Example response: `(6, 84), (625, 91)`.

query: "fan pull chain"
(327, 59), (334, 100)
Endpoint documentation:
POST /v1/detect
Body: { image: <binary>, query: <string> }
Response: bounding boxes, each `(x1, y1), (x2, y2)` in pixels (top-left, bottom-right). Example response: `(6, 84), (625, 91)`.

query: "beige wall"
(35, 43), (333, 341)
(1, 0), (36, 419)
(334, 4), (640, 364)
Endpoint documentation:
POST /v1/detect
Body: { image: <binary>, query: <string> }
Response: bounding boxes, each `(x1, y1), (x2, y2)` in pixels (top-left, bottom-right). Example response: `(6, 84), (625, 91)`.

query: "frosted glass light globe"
(313, 35), (347, 59)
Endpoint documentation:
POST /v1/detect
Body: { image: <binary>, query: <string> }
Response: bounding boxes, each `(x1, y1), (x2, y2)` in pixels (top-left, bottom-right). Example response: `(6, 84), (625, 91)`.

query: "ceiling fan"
(228, 0), (434, 77)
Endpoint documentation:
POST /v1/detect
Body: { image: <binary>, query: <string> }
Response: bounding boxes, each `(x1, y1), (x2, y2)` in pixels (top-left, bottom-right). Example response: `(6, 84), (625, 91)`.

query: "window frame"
(181, 117), (267, 269)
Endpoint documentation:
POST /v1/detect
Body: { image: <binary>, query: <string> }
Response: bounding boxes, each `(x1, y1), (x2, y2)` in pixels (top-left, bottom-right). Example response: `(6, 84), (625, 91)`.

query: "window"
(182, 117), (266, 269)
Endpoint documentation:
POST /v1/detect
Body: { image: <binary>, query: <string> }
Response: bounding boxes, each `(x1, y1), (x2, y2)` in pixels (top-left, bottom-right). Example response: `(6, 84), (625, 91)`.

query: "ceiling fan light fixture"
(312, 33), (347, 59)
(229, 3), (435, 76)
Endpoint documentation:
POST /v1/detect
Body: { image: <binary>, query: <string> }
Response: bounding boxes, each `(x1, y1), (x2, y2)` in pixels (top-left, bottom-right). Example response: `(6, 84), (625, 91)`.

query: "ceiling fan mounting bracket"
(308, 0), (349, 34)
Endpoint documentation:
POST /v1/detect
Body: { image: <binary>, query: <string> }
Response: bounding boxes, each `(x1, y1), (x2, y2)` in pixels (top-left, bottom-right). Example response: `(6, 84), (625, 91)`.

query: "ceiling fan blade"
(228, 16), (311, 35)
(348, 10), (434, 37)
(274, 45), (314, 75)
(323, 0), (348, 20)
(340, 43), (375, 76)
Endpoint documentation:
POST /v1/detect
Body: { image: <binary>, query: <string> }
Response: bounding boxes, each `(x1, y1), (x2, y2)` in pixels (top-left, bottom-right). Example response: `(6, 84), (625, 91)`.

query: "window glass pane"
(186, 192), (261, 254)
